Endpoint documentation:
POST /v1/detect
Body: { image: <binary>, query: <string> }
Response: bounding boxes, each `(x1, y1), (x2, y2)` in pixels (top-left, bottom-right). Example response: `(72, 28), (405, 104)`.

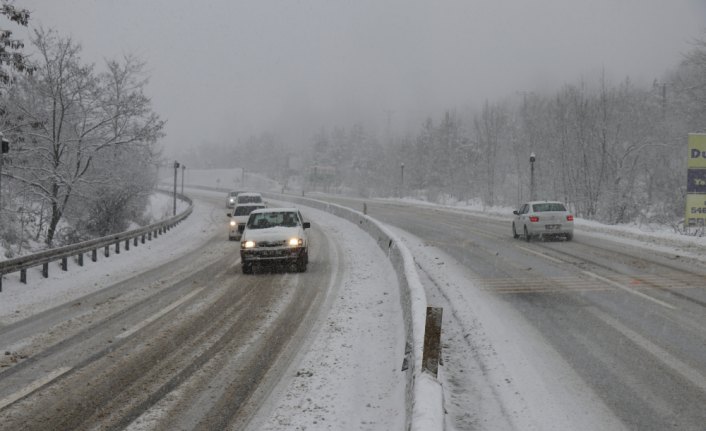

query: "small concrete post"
(422, 307), (443, 377)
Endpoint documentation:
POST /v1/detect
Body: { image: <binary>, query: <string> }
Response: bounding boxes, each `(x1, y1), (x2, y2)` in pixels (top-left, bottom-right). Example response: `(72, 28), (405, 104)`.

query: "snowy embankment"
(0, 193), (200, 323)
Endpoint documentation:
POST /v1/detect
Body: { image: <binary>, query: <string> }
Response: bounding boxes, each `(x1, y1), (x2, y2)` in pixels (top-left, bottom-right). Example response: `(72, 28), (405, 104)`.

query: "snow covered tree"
(5, 28), (164, 246)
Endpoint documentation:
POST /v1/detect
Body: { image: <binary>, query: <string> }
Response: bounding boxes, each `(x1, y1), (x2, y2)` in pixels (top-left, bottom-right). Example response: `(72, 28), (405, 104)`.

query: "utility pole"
(181, 164), (186, 195)
(0, 133), (9, 215)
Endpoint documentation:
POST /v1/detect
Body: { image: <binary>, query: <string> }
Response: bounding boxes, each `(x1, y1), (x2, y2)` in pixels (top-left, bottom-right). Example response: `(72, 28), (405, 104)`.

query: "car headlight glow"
(229, 220), (237, 227)
(288, 237), (303, 247)
(243, 240), (256, 248)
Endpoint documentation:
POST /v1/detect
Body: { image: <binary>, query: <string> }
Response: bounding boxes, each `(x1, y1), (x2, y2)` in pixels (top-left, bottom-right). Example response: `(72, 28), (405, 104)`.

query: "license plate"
(545, 224), (561, 230)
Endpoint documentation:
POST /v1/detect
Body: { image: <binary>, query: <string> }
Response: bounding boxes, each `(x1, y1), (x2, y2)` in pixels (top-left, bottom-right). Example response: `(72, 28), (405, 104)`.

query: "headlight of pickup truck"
(242, 240), (256, 249)
(288, 237), (303, 247)
(229, 220), (237, 227)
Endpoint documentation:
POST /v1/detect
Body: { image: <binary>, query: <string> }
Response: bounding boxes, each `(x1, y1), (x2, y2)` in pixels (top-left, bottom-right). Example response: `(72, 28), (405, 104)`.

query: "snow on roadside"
(249, 204), (407, 431)
(0, 195), (219, 325)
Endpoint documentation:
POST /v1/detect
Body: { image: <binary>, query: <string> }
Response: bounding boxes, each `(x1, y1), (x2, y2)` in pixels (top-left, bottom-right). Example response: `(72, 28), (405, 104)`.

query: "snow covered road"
(0, 192), (406, 430)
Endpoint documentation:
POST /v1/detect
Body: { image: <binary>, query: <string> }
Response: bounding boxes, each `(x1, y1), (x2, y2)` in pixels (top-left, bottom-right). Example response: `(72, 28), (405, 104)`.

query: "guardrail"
(0, 191), (193, 292)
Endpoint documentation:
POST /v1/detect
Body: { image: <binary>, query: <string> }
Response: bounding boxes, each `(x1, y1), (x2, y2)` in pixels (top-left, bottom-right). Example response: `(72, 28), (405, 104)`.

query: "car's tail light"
(566, 215), (574, 221)
(529, 216), (539, 222)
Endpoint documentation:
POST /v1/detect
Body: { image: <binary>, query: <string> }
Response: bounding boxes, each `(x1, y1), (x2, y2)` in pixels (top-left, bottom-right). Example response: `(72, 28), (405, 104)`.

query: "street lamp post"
(181, 164), (186, 195)
(173, 160), (180, 216)
(529, 152), (536, 201)
(400, 162), (405, 197)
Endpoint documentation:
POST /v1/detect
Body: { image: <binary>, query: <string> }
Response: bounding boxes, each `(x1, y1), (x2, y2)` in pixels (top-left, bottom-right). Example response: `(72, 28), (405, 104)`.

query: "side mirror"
(303, 222), (311, 229)
(512, 210), (518, 215)
(227, 213), (232, 217)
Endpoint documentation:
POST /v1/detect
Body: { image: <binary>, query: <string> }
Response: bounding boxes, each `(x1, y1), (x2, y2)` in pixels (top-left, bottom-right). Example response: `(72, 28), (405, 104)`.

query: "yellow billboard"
(687, 134), (706, 168)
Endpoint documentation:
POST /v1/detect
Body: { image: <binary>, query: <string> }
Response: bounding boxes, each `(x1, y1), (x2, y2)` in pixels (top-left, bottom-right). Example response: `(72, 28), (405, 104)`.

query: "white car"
(225, 190), (242, 208)
(512, 201), (574, 241)
(240, 208), (310, 274)
(228, 203), (266, 240)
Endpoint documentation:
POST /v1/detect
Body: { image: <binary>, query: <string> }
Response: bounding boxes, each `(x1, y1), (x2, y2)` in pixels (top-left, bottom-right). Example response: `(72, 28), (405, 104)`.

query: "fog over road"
(317, 195), (706, 430)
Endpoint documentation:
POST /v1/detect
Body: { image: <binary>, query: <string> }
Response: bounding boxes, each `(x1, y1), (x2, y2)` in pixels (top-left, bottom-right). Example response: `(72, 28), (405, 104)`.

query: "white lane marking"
(589, 306), (706, 393)
(0, 366), (72, 410)
(116, 287), (205, 339)
(516, 245), (564, 264)
(581, 270), (676, 310)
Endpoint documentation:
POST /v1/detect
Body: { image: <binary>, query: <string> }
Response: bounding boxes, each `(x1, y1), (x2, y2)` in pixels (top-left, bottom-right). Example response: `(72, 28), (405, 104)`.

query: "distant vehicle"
(512, 201), (574, 241)
(226, 190), (242, 208)
(236, 192), (264, 205)
(228, 203), (266, 241)
(240, 208), (310, 274)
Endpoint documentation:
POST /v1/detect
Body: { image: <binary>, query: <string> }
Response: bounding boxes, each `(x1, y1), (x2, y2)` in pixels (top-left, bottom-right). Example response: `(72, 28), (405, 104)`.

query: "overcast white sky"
(16, 0), (706, 155)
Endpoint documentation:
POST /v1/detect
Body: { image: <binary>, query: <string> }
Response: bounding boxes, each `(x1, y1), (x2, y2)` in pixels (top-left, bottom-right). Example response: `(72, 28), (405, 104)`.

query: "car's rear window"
(533, 203), (567, 212)
(238, 195), (262, 204)
(234, 205), (262, 216)
(248, 211), (299, 229)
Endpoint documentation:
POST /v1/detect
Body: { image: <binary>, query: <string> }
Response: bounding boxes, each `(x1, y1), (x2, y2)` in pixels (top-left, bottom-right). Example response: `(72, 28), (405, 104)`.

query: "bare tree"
(474, 101), (507, 207)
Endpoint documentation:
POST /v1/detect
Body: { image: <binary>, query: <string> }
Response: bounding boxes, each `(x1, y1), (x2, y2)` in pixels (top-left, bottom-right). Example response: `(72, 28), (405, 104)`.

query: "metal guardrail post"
(42, 263), (48, 278)
(20, 269), (26, 283)
(61, 257), (67, 271)
(92, 249), (97, 262)
(78, 253), (84, 266)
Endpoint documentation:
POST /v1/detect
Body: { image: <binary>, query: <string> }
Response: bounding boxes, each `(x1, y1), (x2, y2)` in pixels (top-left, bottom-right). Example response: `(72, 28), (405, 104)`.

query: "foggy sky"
(16, 0), (706, 155)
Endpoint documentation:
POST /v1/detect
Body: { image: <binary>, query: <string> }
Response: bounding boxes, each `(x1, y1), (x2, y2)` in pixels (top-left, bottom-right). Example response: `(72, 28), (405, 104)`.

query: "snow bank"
(262, 192), (442, 430)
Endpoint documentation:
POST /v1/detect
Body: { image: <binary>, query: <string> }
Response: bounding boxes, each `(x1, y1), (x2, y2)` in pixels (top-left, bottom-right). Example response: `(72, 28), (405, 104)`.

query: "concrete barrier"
(263, 192), (444, 431)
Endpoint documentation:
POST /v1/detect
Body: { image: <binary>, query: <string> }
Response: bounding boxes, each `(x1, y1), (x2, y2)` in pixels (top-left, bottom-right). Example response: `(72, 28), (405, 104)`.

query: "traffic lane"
(0, 205), (336, 431)
(0, 194), (233, 397)
(313, 195), (706, 429)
